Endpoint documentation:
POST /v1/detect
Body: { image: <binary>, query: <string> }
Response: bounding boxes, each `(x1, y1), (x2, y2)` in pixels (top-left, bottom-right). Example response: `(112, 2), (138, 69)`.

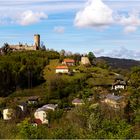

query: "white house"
(3, 108), (14, 120)
(56, 65), (69, 74)
(34, 104), (58, 124)
(114, 84), (125, 90)
(112, 81), (126, 90)
(34, 108), (48, 124)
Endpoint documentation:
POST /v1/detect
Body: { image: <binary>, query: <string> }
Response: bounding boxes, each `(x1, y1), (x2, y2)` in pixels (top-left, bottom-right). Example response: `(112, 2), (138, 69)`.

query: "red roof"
(34, 119), (42, 125)
(56, 65), (69, 69)
(63, 59), (75, 63)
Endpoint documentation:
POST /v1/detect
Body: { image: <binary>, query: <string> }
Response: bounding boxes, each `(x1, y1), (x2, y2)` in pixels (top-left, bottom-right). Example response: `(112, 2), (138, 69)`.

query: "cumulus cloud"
(75, 0), (113, 27)
(16, 10), (48, 26)
(53, 26), (65, 33)
(74, 0), (140, 33)
(74, 0), (114, 28)
(106, 47), (140, 59)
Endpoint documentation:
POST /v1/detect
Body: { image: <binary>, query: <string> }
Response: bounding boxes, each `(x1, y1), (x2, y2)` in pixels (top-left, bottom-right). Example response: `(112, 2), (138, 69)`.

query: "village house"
(56, 65), (69, 74)
(112, 81), (126, 90)
(62, 59), (75, 66)
(3, 105), (25, 120)
(34, 104), (57, 124)
(112, 76), (126, 90)
(72, 98), (84, 106)
(3, 108), (14, 120)
(34, 108), (49, 124)
(103, 94), (125, 109)
(27, 96), (39, 105)
(18, 102), (27, 112)
(41, 104), (58, 111)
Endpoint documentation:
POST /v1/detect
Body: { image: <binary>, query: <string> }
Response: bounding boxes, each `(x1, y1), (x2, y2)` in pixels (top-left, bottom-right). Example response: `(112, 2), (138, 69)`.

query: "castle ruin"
(8, 34), (40, 51)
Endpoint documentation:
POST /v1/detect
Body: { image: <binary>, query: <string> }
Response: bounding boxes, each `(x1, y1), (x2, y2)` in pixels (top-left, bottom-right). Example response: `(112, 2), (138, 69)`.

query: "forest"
(0, 49), (139, 139)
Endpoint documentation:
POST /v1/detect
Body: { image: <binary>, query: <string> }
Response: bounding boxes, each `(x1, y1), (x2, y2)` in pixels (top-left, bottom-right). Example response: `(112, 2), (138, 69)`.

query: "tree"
(59, 49), (65, 62)
(16, 118), (48, 139)
(73, 53), (81, 65)
(1, 43), (11, 54)
(130, 66), (140, 88)
(95, 118), (133, 139)
(60, 49), (65, 56)
(51, 122), (79, 139)
(88, 52), (95, 64)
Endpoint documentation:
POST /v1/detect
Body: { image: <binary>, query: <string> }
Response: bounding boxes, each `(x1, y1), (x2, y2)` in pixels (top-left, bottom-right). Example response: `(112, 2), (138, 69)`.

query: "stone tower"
(81, 57), (91, 65)
(34, 34), (40, 50)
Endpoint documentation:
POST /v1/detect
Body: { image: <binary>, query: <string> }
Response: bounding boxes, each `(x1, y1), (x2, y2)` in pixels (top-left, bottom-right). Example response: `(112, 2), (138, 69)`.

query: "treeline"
(0, 50), (59, 96)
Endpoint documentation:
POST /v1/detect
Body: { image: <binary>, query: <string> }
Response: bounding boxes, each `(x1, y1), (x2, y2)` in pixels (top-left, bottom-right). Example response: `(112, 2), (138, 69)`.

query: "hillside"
(97, 56), (140, 69)
(0, 51), (139, 139)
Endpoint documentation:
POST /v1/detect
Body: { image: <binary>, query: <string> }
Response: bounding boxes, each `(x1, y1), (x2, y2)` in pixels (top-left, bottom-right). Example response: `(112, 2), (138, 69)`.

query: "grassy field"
(43, 59), (60, 80)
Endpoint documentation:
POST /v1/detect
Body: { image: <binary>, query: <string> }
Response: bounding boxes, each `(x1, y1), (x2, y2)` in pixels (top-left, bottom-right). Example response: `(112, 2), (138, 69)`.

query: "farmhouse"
(62, 59), (75, 66)
(56, 65), (69, 74)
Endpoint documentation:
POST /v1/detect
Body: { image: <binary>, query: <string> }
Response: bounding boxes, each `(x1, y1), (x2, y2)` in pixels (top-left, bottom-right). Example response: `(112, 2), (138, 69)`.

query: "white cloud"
(16, 10), (47, 26)
(74, 0), (140, 33)
(74, 0), (114, 28)
(118, 11), (140, 33)
(106, 47), (140, 59)
(53, 26), (65, 33)
(0, 0), (83, 26)
(119, 12), (140, 26)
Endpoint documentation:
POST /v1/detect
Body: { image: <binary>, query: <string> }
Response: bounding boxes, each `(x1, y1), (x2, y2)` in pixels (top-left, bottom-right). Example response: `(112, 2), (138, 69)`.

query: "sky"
(0, 0), (140, 60)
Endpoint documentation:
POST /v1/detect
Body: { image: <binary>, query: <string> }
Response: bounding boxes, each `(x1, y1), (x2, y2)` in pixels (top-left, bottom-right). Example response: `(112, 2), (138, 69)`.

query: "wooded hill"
(98, 56), (140, 70)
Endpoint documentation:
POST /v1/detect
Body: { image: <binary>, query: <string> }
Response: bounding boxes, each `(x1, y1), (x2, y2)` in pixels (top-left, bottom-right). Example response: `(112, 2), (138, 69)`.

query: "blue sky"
(0, 0), (140, 60)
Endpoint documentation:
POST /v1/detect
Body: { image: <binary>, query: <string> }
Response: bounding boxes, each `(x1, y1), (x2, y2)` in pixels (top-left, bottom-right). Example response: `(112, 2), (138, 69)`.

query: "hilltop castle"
(8, 34), (40, 51)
